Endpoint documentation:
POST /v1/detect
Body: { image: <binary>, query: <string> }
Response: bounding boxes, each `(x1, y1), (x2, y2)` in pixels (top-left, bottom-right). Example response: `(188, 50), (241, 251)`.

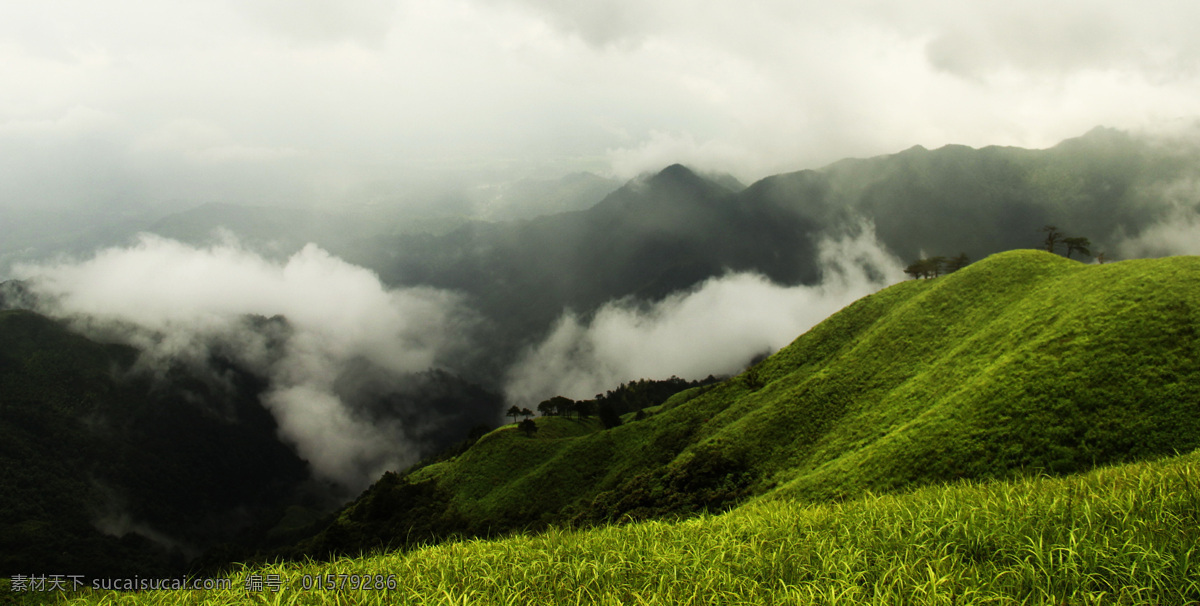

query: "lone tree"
(518, 418), (538, 437)
(520, 407), (534, 421)
(1064, 236), (1092, 259)
(506, 405), (522, 424)
(1040, 225), (1064, 254)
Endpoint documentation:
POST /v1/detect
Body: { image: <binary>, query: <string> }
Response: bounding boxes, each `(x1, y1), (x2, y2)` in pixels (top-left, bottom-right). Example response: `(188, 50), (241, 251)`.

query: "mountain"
(340, 163), (810, 379)
(471, 171), (621, 221)
(0, 305), (505, 577)
(7, 126), (1200, 579)
(0, 206), (160, 280)
(15, 127), (1190, 387)
(0, 309), (309, 577)
(138, 173), (621, 258)
(272, 250), (1200, 560)
(338, 128), (1200, 382)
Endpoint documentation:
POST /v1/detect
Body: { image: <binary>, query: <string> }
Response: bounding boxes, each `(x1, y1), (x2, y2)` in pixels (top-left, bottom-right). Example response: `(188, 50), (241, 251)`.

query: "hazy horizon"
(6, 1), (1200, 490)
(4, 1), (1200, 213)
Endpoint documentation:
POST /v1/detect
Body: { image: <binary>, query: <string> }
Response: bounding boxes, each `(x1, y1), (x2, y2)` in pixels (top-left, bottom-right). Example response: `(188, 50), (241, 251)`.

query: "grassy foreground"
(51, 448), (1200, 605)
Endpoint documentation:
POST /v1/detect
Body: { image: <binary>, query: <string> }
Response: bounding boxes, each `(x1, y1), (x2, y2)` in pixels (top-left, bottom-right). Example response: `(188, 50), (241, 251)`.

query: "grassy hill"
(22, 248), (1200, 603)
(249, 249), (1200, 563)
(51, 437), (1200, 603)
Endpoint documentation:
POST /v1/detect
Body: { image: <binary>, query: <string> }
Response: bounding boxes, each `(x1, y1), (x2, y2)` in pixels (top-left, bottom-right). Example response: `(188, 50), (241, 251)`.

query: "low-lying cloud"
(504, 222), (906, 405)
(1117, 179), (1200, 258)
(17, 234), (471, 489)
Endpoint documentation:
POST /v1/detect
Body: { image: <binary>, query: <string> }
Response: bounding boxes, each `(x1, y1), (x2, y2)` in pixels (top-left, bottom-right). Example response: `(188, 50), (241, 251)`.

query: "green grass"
(283, 249), (1200, 560)
(52, 447), (1200, 605)
(19, 249), (1200, 603)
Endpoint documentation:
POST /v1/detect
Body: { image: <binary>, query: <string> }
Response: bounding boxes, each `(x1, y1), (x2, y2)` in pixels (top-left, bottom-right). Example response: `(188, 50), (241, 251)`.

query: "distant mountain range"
(4, 126), (1200, 577)
(10, 127), (1195, 383)
(337, 126), (1200, 381)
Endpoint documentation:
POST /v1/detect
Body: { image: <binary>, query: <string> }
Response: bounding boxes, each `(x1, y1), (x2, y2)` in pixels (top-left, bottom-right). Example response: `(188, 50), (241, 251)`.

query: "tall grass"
(56, 449), (1200, 605)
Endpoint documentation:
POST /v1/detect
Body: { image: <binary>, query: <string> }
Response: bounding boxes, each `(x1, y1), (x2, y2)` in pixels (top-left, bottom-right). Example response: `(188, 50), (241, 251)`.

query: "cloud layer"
(3, 0), (1200, 210)
(17, 235), (470, 489)
(504, 223), (906, 405)
(1117, 178), (1200, 258)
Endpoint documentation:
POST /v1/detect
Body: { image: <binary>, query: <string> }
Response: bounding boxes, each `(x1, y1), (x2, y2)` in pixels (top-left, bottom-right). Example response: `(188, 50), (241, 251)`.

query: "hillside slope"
(278, 250), (1200, 559)
(68, 447), (1200, 604)
(0, 310), (310, 577)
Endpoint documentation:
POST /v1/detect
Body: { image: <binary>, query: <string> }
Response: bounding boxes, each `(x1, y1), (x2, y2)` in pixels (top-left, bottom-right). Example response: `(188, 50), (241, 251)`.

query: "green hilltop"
(268, 249), (1200, 560)
(50, 248), (1200, 605)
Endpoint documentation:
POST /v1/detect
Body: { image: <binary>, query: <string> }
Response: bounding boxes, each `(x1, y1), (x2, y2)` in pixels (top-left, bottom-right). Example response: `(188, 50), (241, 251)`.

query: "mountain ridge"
(255, 249), (1200, 563)
(339, 126), (1200, 388)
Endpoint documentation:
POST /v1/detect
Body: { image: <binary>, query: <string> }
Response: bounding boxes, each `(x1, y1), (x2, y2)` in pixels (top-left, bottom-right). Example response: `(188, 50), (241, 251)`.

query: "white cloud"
(3, 0), (1200, 211)
(1117, 179), (1200, 258)
(504, 222), (906, 405)
(132, 119), (304, 164)
(16, 235), (470, 488)
(232, 0), (400, 49)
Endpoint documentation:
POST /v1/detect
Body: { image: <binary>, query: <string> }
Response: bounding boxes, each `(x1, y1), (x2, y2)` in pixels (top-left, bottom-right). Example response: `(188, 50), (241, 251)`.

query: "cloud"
(504, 222), (905, 405)
(5, 0), (1200, 212)
(918, 0), (1200, 80)
(133, 119), (304, 164)
(481, 0), (661, 48)
(232, 0), (400, 49)
(607, 131), (756, 181)
(1116, 178), (1200, 258)
(17, 234), (472, 489)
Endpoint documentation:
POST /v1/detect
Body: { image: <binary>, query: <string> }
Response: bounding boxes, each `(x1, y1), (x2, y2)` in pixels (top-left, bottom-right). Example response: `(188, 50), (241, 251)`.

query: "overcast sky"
(3, 0), (1200, 209)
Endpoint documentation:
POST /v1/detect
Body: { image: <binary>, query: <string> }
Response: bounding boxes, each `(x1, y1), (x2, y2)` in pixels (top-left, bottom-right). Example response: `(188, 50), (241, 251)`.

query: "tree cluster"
(531, 376), (721, 430)
(904, 253), (969, 280)
(506, 405), (534, 424)
(1040, 226), (1092, 259)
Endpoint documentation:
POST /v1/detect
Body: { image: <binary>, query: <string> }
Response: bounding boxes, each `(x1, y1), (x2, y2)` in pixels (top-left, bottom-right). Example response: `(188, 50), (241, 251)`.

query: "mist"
(504, 222), (906, 406)
(4, 0), (1200, 217)
(16, 234), (473, 489)
(1117, 178), (1200, 258)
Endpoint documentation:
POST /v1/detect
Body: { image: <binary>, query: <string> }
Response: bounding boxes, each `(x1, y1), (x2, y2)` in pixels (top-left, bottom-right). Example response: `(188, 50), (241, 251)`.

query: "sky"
(3, 0), (1200, 210)
(7, 1), (1200, 487)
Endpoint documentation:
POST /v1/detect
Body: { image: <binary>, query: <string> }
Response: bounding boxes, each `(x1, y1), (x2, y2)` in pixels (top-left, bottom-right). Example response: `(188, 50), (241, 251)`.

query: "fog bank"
(504, 223), (906, 405)
(17, 234), (472, 489)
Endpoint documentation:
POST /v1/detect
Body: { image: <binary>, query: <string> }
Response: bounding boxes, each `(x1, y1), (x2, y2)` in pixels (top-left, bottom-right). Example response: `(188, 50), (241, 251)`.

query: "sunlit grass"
(57, 449), (1200, 605)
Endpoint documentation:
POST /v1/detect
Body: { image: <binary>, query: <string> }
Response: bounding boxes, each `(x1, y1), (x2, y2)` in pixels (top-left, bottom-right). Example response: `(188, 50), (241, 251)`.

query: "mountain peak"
(1053, 125), (1133, 151)
(651, 163), (701, 184)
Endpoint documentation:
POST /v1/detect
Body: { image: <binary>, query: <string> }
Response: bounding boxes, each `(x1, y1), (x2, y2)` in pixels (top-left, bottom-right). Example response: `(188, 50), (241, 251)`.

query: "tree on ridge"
(1041, 225), (1064, 254)
(1064, 237), (1092, 259)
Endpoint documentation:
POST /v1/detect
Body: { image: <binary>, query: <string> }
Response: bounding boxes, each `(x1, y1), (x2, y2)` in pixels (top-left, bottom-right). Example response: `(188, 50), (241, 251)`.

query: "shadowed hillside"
(0, 310), (309, 577)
